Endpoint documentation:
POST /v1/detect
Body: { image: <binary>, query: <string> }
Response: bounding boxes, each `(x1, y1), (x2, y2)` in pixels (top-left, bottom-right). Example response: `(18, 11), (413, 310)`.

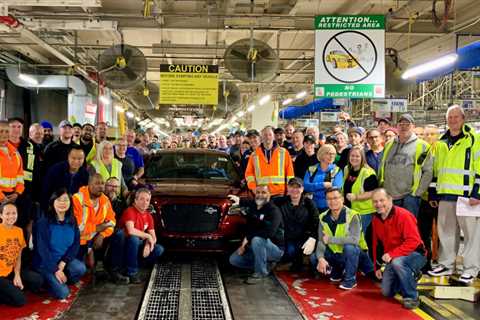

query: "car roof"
(149, 148), (230, 157)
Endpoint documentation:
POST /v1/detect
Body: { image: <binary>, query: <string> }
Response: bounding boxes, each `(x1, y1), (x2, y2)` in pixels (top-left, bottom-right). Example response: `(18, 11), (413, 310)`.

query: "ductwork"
(278, 98), (342, 120)
(6, 66), (92, 124)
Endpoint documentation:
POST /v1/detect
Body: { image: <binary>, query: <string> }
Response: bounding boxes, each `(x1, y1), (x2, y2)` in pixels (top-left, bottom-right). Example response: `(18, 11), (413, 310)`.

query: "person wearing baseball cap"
(272, 177), (319, 271)
(294, 134), (319, 180)
(377, 118), (391, 133)
(40, 120), (54, 145)
(43, 120), (79, 170)
(378, 113), (432, 217)
(337, 127), (364, 169)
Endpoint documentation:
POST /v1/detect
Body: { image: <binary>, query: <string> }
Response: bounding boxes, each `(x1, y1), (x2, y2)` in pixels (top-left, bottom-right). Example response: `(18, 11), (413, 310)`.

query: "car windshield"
(144, 152), (241, 182)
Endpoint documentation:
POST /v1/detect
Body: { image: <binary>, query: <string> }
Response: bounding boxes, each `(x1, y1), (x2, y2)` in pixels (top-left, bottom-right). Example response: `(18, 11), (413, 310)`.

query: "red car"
(142, 149), (248, 252)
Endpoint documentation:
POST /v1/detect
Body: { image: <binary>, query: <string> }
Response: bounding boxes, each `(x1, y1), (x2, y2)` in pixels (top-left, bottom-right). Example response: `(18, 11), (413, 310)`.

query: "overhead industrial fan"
(385, 48), (416, 97)
(130, 80), (159, 110)
(224, 37), (280, 82)
(98, 44), (147, 89)
(215, 81), (241, 117)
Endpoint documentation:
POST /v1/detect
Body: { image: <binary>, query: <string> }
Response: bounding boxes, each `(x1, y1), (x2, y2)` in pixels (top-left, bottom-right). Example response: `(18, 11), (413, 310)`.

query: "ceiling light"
(259, 95), (271, 106)
(296, 91), (307, 99)
(236, 111), (245, 117)
(115, 105), (125, 112)
(126, 111), (134, 118)
(247, 104), (256, 112)
(99, 95), (110, 105)
(401, 53), (458, 80)
(135, 116), (141, 121)
(231, 116), (238, 122)
(282, 98), (293, 106)
(18, 73), (38, 85)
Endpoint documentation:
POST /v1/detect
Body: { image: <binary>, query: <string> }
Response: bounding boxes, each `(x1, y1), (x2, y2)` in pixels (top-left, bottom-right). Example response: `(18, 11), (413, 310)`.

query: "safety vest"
(378, 138), (430, 195)
(319, 207), (368, 254)
(90, 159), (122, 182)
(0, 143), (24, 200)
(86, 142), (96, 164)
(432, 125), (480, 197)
(343, 166), (376, 215)
(72, 186), (116, 245)
(245, 145), (294, 196)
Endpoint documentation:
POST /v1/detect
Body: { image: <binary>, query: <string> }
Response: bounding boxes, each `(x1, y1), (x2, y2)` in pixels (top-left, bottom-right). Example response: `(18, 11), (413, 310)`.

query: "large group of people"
(0, 104), (478, 311)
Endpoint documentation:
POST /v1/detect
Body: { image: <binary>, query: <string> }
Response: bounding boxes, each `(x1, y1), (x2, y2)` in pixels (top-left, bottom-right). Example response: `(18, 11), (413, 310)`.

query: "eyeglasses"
(106, 184), (120, 188)
(326, 196), (343, 201)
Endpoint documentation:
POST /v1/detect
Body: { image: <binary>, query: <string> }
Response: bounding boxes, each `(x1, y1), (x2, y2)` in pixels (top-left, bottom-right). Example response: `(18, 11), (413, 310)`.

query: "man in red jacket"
(372, 188), (426, 310)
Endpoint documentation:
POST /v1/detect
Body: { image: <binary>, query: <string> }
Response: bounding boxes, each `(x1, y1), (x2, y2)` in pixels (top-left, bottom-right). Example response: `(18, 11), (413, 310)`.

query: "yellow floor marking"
(441, 303), (476, 320)
(419, 296), (456, 319)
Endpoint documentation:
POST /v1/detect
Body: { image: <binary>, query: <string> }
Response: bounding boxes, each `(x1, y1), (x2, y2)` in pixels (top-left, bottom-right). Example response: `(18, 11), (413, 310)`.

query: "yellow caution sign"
(159, 64), (219, 105)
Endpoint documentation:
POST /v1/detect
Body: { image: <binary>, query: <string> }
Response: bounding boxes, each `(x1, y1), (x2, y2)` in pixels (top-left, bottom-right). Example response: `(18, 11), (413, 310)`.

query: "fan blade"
(248, 62), (256, 81)
(230, 49), (247, 60)
(257, 48), (272, 59)
(123, 48), (133, 64)
(123, 66), (139, 81)
(99, 64), (116, 74)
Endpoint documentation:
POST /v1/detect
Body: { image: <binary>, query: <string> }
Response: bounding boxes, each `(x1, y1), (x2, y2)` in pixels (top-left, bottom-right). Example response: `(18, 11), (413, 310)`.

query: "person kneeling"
(32, 189), (87, 300)
(109, 188), (164, 284)
(371, 188), (426, 310)
(0, 202), (43, 306)
(311, 187), (373, 290)
(228, 185), (284, 285)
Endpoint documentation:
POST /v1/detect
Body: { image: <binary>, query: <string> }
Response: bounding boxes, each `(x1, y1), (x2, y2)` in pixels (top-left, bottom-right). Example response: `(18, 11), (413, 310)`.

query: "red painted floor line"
(276, 271), (425, 320)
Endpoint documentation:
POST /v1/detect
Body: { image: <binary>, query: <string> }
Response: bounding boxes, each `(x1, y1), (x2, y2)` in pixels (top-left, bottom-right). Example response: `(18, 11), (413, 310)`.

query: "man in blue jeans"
(372, 188), (426, 309)
(228, 185), (284, 284)
(109, 188), (164, 284)
(311, 187), (374, 290)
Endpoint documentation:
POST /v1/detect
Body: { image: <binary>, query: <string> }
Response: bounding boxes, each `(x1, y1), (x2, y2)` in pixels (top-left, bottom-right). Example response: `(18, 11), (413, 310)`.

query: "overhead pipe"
(278, 98), (342, 120)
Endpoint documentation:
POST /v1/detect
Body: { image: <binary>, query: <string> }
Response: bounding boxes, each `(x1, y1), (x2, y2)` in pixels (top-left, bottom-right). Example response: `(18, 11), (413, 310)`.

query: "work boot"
(129, 273), (142, 284)
(110, 271), (130, 285)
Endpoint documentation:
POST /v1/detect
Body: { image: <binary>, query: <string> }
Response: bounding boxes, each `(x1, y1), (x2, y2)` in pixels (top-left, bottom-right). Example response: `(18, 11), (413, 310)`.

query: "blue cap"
(40, 120), (53, 129)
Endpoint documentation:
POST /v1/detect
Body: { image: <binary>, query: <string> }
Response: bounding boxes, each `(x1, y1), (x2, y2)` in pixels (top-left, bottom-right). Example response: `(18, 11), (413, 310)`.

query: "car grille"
(161, 204), (222, 233)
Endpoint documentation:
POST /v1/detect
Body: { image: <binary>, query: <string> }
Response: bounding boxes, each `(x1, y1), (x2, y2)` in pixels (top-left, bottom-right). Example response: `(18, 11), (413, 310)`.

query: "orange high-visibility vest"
(0, 143), (24, 200)
(245, 145), (294, 196)
(72, 186), (116, 245)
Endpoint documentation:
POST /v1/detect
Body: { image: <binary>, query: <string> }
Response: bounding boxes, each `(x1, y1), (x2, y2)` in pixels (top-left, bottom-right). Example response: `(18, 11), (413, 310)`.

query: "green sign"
(314, 15), (385, 99)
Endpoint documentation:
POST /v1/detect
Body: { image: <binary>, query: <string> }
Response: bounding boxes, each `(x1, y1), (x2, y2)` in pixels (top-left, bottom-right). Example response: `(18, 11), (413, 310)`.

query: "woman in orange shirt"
(0, 202), (43, 306)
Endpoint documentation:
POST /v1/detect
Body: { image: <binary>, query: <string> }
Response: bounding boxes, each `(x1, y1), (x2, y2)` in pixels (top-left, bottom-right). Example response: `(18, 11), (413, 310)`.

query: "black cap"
(319, 133), (326, 140)
(8, 117), (24, 125)
(234, 130), (245, 137)
(326, 135), (338, 143)
(288, 177), (303, 187)
(303, 135), (316, 144)
(274, 127), (285, 134)
(246, 129), (260, 137)
(72, 122), (82, 128)
(377, 118), (390, 125)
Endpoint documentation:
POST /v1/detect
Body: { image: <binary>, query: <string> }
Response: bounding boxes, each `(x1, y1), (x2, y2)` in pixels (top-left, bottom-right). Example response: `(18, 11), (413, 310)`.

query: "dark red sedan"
(142, 149), (248, 252)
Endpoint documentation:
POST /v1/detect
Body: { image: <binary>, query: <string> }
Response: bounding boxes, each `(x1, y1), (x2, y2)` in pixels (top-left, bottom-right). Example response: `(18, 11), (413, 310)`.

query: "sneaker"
(129, 273), (142, 284)
(339, 282), (357, 290)
(244, 273), (268, 285)
(414, 270), (423, 282)
(110, 271), (130, 285)
(428, 265), (452, 277)
(403, 298), (420, 310)
(458, 274), (474, 285)
(329, 276), (342, 282)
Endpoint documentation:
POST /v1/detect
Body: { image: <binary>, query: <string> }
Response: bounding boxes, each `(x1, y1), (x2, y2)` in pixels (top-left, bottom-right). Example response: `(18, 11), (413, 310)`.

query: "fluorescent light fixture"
(125, 111), (134, 118)
(282, 98), (293, 106)
(236, 111), (245, 117)
(259, 95), (271, 106)
(296, 91), (307, 99)
(212, 118), (223, 125)
(231, 116), (238, 122)
(401, 53), (458, 80)
(18, 73), (38, 85)
(99, 95), (110, 105)
(247, 104), (256, 112)
(115, 105), (125, 112)
(135, 116), (141, 121)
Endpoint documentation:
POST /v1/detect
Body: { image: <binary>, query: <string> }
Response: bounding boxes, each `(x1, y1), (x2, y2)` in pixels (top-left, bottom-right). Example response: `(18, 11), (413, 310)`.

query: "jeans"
(229, 237), (284, 276)
(282, 239), (304, 267)
(381, 252), (426, 300)
(40, 259), (86, 300)
(360, 214), (373, 234)
(310, 245), (374, 285)
(109, 230), (164, 276)
(0, 269), (43, 306)
(418, 200), (437, 270)
(393, 195), (420, 217)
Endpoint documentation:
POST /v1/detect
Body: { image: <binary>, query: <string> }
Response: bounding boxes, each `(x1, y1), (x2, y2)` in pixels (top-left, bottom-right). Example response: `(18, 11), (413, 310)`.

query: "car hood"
(147, 180), (241, 197)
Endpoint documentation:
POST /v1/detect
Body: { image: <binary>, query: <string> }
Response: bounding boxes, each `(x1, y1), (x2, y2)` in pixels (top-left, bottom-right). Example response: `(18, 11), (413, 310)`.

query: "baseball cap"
(246, 129), (260, 137)
(59, 120), (73, 128)
(8, 117), (24, 125)
(72, 122), (82, 128)
(326, 135), (338, 143)
(40, 120), (53, 129)
(348, 127), (364, 136)
(234, 130), (245, 137)
(377, 118), (391, 125)
(303, 135), (316, 144)
(288, 177), (303, 187)
(398, 113), (415, 124)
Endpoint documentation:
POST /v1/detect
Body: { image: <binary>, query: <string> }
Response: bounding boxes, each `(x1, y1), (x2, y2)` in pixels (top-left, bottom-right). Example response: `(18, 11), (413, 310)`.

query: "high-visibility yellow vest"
(343, 166), (376, 215)
(86, 142), (96, 164)
(433, 125), (480, 197)
(319, 207), (368, 254)
(90, 159), (122, 182)
(378, 138), (430, 195)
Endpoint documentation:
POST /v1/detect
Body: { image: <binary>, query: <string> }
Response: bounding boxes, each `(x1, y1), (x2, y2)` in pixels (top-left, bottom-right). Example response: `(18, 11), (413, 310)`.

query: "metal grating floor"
(137, 260), (232, 320)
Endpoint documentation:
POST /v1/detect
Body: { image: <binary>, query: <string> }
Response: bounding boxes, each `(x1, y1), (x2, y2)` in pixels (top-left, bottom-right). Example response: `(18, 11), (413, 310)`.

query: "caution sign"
(314, 15), (385, 99)
(159, 64), (219, 105)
